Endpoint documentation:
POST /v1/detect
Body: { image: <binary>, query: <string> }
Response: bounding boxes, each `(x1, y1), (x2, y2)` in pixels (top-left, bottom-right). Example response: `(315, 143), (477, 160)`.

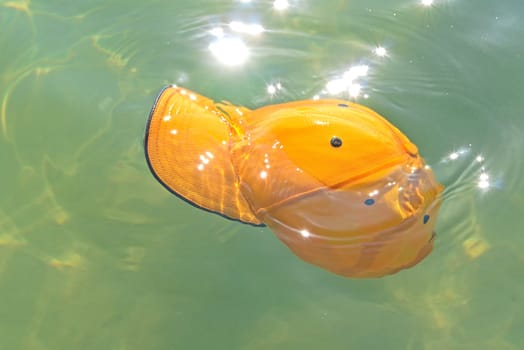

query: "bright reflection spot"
(209, 27), (224, 38)
(170, 129), (178, 135)
(313, 95), (320, 100)
(200, 155), (210, 164)
(326, 79), (347, 95)
(478, 173), (490, 189)
(267, 82), (282, 95)
(209, 38), (249, 66)
(374, 46), (387, 57)
(163, 115), (171, 122)
(349, 83), (361, 97)
(344, 65), (369, 80)
(189, 94), (197, 101)
(300, 229), (310, 238)
(421, 0), (433, 6)
(442, 147), (471, 163)
(197, 152), (214, 170)
(273, 0), (289, 11)
(260, 170), (268, 179)
(326, 65), (369, 97)
(176, 72), (188, 84)
(229, 21), (265, 35)
(476, 155), (484, 163)
(368, 189), (379, 197)
(449, 152), (459, 160)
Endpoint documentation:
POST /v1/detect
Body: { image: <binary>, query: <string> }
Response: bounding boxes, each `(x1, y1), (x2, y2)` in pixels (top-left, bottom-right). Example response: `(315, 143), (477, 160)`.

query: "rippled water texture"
(1, 0), (523, 349)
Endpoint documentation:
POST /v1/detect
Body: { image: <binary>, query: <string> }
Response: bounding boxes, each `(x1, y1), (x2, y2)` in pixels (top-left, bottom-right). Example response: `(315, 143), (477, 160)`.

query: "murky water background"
(1, 0), (523, 349)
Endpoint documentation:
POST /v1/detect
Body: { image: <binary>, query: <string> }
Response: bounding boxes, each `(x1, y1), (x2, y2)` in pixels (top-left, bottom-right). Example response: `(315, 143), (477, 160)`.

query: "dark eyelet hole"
(330, 136), (343, 148)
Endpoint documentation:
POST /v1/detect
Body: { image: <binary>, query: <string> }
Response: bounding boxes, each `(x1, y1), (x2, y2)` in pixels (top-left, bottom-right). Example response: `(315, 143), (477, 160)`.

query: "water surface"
(1, 0), (523, 349)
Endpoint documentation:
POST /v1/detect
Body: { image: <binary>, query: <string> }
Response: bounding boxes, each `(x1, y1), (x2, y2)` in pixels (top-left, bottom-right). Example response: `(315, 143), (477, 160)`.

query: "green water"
(1, 0), (524, 349)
